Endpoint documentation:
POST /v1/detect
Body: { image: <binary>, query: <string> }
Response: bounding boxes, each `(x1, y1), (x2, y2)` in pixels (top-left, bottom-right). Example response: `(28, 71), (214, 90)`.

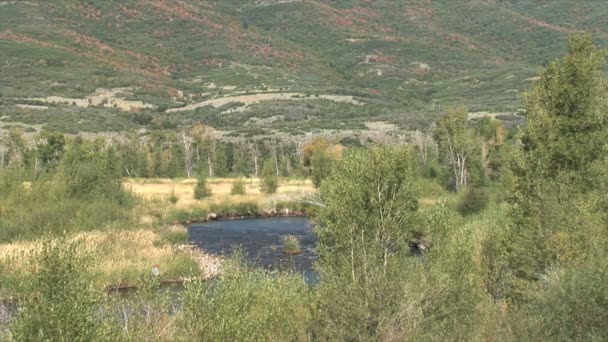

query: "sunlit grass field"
(125, 177), (315, 210)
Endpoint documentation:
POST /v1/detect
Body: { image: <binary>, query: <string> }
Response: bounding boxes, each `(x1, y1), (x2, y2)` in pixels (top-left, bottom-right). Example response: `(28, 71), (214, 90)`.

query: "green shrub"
(513, 255), (608, 340)
(281, 235), (301, 255)
(230, 178), (246, 195)
(194, 173), (212, 200)
(161, 229), (188, 245)
(9, 238), (110, 341)
(457, 187), (489, 215)
(260, 160), (278, 194)
(311, 149), (333, 188)
(168, 186), (179, 204)
(179, 256), (312, 341)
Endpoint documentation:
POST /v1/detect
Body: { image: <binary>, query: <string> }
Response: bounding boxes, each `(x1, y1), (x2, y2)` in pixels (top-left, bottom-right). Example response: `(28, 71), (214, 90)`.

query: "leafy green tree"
(260, 159), (278, 194)
(60, 142), (128, 203)
(314, 147), (419, 339)
(506, 34), (608, 296)
(214, 144), (229, 177)
(194, 171), (212, 199)
(311, 148), (333, 188)
(433, 106), (478, 191)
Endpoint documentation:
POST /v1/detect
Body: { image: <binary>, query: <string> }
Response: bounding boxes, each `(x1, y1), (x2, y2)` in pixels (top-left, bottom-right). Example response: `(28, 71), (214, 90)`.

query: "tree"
(433, 107), (477, 191)
(260, 159), (278, 194)
(35, 131), (65, 167)
(181, 131), (194, 178)
(194, 171), (212, 199)
(314, 147), (419, 339)
(311, 148), (333, 188)
(60, 142), (128, 203)
(505, 34), (608, 297)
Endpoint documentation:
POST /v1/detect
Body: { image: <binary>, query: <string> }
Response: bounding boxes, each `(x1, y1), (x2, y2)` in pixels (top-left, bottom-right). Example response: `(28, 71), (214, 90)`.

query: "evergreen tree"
(194, 171), (212, 199)
(505, 34), (608, 297)
(260, 159), (278, 194)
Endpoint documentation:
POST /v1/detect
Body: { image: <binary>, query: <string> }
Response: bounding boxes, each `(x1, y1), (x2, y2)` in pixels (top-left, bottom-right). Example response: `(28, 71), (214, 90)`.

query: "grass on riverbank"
(0, 177), (315, 298)
(127, 177), (316, 225)
(0, 226), (221, 299)
(126, 177), (315, 208)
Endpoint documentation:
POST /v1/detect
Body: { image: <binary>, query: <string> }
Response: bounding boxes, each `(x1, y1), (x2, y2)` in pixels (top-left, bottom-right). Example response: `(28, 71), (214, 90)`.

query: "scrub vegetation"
(0, 11), (607, 342)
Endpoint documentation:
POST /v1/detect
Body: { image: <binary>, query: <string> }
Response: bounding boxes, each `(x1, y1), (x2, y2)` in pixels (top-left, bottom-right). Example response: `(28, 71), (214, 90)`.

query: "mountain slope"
(1, 0), (606, 134)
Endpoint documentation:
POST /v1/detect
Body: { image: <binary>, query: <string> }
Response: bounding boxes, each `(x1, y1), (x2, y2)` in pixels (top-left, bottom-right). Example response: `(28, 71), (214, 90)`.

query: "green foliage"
(519, 33), (608, 182)
(60, 142), (131, 204)
(506, 34), (608, 294)
(260, 159), (278, 194)
(457, 186), (489, 216)
(9, 239), (110, 341)
(314, 146), (420, 339)
(160, 228), (188, 245)
(281, 235), (301, 255)
(179, 256), (312, 341)
(168, 187), (179, 204)
(433, 106), (479, 191)
(310, 148), (334, 188)
(230, 178), (246, 195)
(513, 254), (608, 340)
(0, 140), (135, 242)
(193, 172), (212, 200)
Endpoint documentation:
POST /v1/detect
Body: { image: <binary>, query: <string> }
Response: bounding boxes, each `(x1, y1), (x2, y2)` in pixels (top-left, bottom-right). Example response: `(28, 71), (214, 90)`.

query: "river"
(188, 216), (318, 282)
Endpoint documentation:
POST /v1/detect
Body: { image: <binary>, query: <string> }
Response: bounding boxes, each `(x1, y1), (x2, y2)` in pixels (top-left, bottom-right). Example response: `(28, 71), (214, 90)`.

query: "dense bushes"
(0, 142), (134, 242)
(179, 256), (312, 341)
(457, 186), (489, 215)
(9, 239), (110, 341)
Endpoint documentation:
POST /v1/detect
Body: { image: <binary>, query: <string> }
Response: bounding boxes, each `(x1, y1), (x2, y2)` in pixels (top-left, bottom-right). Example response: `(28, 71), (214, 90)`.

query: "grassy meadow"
(0, 176), (316, 299)
(126, 177), (315, 211)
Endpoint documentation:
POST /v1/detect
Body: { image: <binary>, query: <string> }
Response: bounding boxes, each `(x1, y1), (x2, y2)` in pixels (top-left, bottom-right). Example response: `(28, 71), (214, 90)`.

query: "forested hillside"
(1, 0), (607, 134)
(1, 1), (608, 337)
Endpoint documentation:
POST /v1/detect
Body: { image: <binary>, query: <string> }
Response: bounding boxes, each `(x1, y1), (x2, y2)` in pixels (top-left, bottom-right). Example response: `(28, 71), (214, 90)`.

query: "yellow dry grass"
(0, 226), (209, 287)
(125, 177), (315, 210)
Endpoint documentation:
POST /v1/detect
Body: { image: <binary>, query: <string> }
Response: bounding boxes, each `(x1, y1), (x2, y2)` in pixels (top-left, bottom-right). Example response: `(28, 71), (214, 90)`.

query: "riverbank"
(0, 177), (316, 299)
(0, 226), (222, 299)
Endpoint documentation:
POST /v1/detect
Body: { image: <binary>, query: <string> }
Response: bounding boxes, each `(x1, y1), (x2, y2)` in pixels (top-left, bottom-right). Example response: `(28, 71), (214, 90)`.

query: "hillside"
(1, 0), (607, 135)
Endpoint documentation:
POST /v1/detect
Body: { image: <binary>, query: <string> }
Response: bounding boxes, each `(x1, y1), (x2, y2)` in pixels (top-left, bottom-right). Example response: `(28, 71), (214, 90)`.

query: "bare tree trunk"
(273, 140), (279, 176)
(296, 141), (304, 167)
(207, 154), (213, 177)
(281, 143), (290, 175)
(446, 135), (468, 191)
(33, 157), (38, 178)
(181, 132), (193, 178)
(250, 142), (259, 177)
(207, 140), (216, 177)
(0, 145), (6, 168)
(414, 130), (428, 164)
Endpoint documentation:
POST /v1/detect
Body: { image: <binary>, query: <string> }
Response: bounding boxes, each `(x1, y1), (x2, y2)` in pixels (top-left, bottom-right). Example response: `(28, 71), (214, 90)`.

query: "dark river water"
(188, 217), (318, 282)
